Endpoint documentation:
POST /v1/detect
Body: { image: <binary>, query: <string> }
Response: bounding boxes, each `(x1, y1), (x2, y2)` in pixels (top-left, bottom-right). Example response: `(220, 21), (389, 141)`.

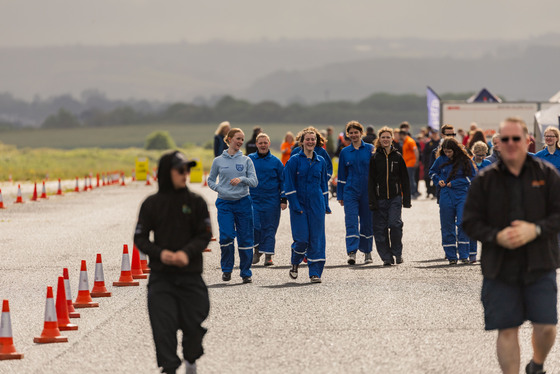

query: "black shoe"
(242, 276), (252, 284)
(252, 250), (262, 265)
(347, 251), (357, 265)
(289, 264), (298, 279)
(222, 272), (231, 281)
(383, 261), (392, 266)
(448, 260), (457, 265)
(460, 258), (469, 264)
(396, 256), (403, 264)
(526, 360), (546, 374)
(264, 254), (274, 266)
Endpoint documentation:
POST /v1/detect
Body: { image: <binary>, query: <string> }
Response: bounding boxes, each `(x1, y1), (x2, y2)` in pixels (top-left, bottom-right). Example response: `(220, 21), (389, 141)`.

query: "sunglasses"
(500, 136), (522, 143)
(175, 167), (189, 175)
(444, 133), (456, 137)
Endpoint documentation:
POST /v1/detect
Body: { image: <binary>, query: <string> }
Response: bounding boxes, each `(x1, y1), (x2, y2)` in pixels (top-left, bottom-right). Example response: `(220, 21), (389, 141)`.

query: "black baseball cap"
(171, 152), (197, 170)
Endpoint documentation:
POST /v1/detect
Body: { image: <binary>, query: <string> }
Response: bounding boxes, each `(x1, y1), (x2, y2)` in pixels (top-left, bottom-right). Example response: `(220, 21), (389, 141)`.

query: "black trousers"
(148, 271), (209, 372)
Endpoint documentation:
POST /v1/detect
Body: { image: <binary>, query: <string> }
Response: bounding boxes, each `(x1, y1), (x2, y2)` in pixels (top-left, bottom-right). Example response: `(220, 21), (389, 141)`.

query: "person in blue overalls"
(535, 126), (560, 173)
(429, 137), (477, 265)
(248, 133), (287, 267)
(469, 140), (492, 263)
(284, 127), (331, 283)
(337, 121), (375, 265)
(208, 128), (258, 283)
(291, 134), (333, 180)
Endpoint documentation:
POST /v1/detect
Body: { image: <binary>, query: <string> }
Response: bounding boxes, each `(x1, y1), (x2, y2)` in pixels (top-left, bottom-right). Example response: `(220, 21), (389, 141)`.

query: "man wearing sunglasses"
(463, 117), (560, 374)
(135, 151), (212, 374)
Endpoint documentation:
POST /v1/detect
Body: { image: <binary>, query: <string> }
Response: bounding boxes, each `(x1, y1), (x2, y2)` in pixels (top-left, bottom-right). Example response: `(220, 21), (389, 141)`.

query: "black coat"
(463, 156), (560, 279)
(368, 146), (411, 210)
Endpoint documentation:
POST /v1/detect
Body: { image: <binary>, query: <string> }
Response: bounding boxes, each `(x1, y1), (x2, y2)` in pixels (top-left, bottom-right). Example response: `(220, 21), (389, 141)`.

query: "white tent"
(534, 104), (560, 150)
(549, 90), (560, 103)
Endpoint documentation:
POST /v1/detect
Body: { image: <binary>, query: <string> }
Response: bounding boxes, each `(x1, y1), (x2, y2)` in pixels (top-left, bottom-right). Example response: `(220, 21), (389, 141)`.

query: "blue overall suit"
(429, 155), (476, 261)
(291, 146), (333, 179)
(469, 158), (492, 261)
(283, 150), (331, 278)
(248, 151), (284, 255)
(337, 140), (374, 254)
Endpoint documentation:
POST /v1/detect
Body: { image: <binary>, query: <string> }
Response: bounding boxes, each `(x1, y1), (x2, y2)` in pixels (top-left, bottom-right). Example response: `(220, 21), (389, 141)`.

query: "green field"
(0, 122), (326, 150)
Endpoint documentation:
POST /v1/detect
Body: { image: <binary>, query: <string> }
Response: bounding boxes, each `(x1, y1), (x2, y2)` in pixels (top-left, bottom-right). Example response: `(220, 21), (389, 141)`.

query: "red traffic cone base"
(113, 244), (140, 287)
(34, 287), (68, 344)
(131, 247), (147, 280)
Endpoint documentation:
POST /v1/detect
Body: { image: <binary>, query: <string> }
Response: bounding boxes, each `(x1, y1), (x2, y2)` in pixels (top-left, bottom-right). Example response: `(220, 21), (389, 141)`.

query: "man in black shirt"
(463, 117), (560, 374)
(135, 151), (212, 374)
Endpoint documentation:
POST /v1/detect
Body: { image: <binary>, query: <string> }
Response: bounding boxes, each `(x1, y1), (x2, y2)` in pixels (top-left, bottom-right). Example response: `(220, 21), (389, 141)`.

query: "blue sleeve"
(336, 149), (347, 200)
(275, 158), (286, 198)
(290, 147), (300, 157)
(429, 156), (443, 184)
(322, 161), (331, 213)
(283, 157), (302, 212)
(318, 147), (333, 178)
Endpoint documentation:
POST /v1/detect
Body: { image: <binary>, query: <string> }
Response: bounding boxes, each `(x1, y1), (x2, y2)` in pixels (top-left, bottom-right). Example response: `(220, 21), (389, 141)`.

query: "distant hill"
(0, 36), (558, 105)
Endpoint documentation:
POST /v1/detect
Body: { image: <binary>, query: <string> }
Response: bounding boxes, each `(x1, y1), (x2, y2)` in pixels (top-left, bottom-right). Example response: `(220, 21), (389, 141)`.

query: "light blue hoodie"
(208, 150), (258, 200)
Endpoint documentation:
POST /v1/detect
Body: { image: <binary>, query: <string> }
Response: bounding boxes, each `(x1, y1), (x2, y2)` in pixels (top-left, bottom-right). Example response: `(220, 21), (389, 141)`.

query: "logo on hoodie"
(236, 164), (244, 172)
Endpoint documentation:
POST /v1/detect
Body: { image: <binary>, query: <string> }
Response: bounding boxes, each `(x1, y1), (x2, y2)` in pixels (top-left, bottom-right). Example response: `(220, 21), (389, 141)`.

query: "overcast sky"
(1, 0), (559, 47)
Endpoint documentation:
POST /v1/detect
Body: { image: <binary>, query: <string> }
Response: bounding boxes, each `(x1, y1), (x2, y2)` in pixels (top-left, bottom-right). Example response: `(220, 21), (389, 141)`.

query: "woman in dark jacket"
(368, 126), (411, 266)
(214, 121), (230, 157)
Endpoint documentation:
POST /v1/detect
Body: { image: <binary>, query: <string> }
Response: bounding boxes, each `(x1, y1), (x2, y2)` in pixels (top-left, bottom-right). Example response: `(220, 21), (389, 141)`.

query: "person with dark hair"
(337, 121), (375, 265)
(284, 127), (331, 283)
(134, 151), (212, 374)
(368, 126), (411, 266)
(423, 129), (440, 198)
(463, 117), (560, 374)
(213, 121), (230, 157)
(245, 126), (262, 155)
(208, 128), (258, 284)
(429, 137), (477, 265)
(291, 129), (333, 179)
(467, 129), (486, 152)
(362, 125), (377, 144)
(399, 121), (420, 199)
(249, 133), (286, 266)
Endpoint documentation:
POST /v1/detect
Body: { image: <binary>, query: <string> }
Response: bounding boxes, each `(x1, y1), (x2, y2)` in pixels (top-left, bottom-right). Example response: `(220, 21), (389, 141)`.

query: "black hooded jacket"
(368, 146), (411, 210)
(134, 151), (212, 273)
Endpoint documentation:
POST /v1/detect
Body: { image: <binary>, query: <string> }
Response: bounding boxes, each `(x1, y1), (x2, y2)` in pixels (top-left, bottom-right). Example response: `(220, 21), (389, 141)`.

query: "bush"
(145, 131), (176, 150)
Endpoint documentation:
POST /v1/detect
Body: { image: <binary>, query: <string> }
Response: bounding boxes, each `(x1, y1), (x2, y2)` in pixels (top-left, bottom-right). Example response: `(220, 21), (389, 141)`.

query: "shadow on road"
(260, 282), (315, 289)
(207, 282), (250, 289)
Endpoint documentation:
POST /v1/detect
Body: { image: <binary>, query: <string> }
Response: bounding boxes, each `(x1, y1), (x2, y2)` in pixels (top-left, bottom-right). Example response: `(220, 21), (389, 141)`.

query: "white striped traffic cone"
(0, 189), (5, 209)
(113, 244), (140, 287)
(73, 261), (99, 308)
(33, 286), (68, 343)
(138, 246), (150, 273)
(14, 184), (23, 203)
(91, 254), (111, 297)
(0, 300), (24, 360)
(40, 181), (48, 199)
(56, 178), (63, 195)
(63, 268), (80, 318)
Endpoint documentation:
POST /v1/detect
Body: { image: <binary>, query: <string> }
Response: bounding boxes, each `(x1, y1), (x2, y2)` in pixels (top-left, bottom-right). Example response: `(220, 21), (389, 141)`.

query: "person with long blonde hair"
(280, 131), (295, 165)
(213, 121), (230, 157)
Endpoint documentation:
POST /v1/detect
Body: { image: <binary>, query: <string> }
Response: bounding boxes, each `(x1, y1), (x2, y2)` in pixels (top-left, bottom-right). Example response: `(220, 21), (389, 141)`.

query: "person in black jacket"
(463, 117), (560, 374)
(368, 126), (411, 266)
(214, 121), (230, 157)
(134, 150), (212, 374)
(245, 126), (262, 155)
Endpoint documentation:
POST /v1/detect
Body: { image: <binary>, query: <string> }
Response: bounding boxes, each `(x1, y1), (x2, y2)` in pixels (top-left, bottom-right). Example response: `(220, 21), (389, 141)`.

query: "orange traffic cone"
(30, 182), (39, 201)
(88, 176), (93, 190)
(120, 172), (126, 186)
(136, 245), (150, 274)
(74, 177), (79, 192)
(14, 184), (24, 204)
(132, 169), (136, 182)
(102, 173), (106, 186)
(202, 172), (208, 187)
(56, 179), (63, 195)
(0, 189), (5, 209)
(40, 181), (48, 199)
(55, 277), (78, 331)
(33, 286), (68, 344)
(145, 174), (151, 186)
(153, 168), (158, 182)
(73, 261), (99, 308)
(96, 173), (100, 188)
(83, 176), (88, 192)
(63, 268), (80, 318)
(113, 244), (140, 287)
(131, 247), (147, 279)
(91, 254), (111, 297)
(0, 300), (24, 360)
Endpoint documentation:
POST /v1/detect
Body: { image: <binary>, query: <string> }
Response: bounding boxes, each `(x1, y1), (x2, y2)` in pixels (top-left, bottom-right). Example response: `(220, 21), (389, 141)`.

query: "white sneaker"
(347, 251), (357, 265)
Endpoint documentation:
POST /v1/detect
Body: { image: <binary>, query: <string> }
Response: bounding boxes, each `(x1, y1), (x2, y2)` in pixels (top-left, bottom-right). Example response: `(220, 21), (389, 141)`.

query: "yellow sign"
(135, 157), (149, 181)
(189, 158), (203, 183)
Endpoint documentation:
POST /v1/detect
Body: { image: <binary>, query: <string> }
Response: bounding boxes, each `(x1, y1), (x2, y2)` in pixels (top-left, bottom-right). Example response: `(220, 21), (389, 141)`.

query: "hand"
(174, 251), (189, 267)
(496, 220), (538, 249)
(438, 180), (446, 187)
(160, 249), (190, 267)
(446, 182), (452, 188)
(280, 203), (287, 210)
(230, 178), (241, 186)
(338, 200), (344, 206)
(161, 249), (175, 265)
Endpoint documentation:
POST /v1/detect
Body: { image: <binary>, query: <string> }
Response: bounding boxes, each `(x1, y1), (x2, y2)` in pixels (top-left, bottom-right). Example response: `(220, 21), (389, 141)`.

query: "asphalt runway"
(0, 180), (558, 373)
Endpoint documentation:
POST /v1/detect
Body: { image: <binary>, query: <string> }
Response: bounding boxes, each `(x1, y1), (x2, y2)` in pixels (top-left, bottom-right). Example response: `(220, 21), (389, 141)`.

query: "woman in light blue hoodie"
(208, 128), (258, 284)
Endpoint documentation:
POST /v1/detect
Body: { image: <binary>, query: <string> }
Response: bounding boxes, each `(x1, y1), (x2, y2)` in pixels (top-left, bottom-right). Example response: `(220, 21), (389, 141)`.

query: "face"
(443, 148), (454, 159)
(492, 137), (501, 152)
(171, 167), (187, 189)
(544, 131), (558, 147)
(303, 133), (317, 152)
(379, 132), (393, 148)
(473, 151), (486, 163)
(347, 128), (362, 143)
(256, 137), (270, 154)
(228, 131), (244, 151)
(286, 134), (294, 143)
(499, 121), (528, 164)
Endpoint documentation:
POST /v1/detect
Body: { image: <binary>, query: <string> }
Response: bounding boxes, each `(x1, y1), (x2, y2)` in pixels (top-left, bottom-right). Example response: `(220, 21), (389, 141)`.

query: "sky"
(1, 0), (559, 47)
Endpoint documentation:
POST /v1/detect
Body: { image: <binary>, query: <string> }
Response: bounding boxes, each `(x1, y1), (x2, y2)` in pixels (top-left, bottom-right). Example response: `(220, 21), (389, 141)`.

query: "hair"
(345, 120), (364, 135)
(543, 126), (560, 148)
(225, 128), (244, 145)
(215, 121), (231, 135)
(256, 133), (270, 143)
(374, 126), (394, 149)
(467, 130), (486, 150)
(284, 131), (295, 142)
(500, 116), (528, 136)
(399, 121), (410, 131)
(296, 126), (325, 148)
(440, 124), (455, 135)
(437, 138), (475, 182)
(471, 141), (489, 156)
